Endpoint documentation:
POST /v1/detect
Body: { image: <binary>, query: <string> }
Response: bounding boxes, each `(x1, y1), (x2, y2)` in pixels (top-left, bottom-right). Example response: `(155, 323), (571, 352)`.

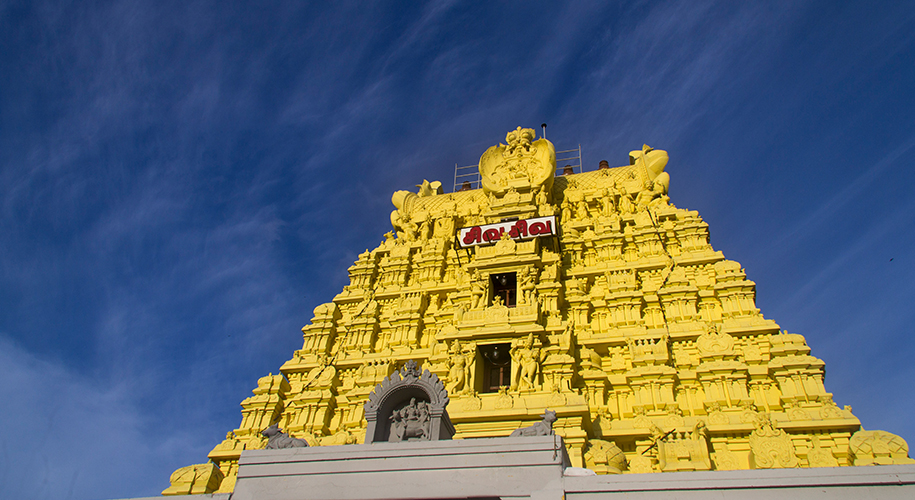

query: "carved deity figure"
(600, 187), (617, 216)
(536, 184), (549, 206)
(418, 213), (433, 241)
(560, 317), (574, 350)
(561, 198), (572, 222)
(511, 333), (541, 391)
(575, 199), (590, 220)
(518, 267), (536, 305)
(470, 272), (485, 309)
(446, 340), (476, 395)
(648, 177), (670, 208)
(618, 187), (635, 215)
(389, 397), (432, 442)
(634, 185), (655, 212)
(391, 210), (417, 241)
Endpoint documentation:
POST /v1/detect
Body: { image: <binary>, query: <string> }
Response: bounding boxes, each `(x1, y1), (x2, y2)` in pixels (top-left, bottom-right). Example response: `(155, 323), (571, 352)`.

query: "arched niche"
(364, 360), (455, 444)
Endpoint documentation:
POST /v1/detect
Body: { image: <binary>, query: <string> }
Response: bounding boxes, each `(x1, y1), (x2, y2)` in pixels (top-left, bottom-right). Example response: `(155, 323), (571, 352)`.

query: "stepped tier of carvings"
(165, 128), (912, 495)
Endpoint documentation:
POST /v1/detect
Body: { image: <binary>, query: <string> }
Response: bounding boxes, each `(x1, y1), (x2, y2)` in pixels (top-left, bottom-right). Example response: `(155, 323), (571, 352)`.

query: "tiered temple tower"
(164, 127), (913, 495)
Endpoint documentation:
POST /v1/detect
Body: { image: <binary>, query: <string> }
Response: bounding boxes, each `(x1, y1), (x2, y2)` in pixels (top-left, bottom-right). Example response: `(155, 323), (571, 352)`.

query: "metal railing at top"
(453, 163), (481, 192)
(555, 144), (583, 176)
(452, 144), (583, 193)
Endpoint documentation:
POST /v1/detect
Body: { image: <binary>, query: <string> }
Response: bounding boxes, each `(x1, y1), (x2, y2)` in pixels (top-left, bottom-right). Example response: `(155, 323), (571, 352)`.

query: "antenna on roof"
(541, 123), (547, 139)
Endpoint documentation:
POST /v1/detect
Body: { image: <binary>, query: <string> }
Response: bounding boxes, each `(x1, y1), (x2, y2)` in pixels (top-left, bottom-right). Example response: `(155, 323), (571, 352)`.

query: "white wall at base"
(565, 464), (915, 500)
(232, 436), (569, 500)
(115, 438), (915, 500)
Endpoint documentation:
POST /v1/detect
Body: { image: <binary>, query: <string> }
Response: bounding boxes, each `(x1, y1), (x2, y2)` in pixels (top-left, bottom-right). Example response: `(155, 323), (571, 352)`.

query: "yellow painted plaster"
(166, 128), (913, 495)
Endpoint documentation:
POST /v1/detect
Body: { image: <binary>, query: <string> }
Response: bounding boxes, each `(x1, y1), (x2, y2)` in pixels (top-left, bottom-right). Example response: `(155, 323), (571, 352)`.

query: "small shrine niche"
(363, 360), (455, 444)
(490, 272), (517, 306)
(479, 343), (512, 393)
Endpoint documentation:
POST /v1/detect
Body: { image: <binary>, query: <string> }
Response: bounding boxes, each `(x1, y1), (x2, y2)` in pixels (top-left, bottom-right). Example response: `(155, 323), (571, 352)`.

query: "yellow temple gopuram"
(165, 127), (913, 495)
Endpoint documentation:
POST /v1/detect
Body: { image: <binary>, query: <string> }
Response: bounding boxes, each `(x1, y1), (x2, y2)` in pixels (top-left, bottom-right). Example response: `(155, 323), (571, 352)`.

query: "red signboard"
(458, 215), (557, 248)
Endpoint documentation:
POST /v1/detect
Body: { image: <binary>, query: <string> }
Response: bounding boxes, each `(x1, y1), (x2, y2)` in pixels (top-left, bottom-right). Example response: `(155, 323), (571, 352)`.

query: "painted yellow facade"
(165, 127), (913, 495)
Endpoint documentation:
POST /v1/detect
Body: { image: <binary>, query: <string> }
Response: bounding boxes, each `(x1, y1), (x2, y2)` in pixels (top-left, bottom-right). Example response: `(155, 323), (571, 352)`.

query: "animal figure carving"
(510, 410), (557, 437)
(262, 424), (309, 449)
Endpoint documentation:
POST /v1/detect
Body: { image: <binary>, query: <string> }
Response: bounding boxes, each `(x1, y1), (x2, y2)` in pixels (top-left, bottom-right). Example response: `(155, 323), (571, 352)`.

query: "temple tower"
(164, 127), (913, 495)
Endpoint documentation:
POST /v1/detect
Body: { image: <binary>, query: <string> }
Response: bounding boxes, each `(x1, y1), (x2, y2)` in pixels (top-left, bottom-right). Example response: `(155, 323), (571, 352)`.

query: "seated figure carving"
(363, 359), (455, 444)
(389, 397), (432, 442)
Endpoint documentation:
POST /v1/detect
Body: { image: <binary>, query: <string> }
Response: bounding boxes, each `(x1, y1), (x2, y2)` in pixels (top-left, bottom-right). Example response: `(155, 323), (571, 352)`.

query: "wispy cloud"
(756, 134), (915, 260)
(0, 335), (205, 500)
(2, 2), (915, 499)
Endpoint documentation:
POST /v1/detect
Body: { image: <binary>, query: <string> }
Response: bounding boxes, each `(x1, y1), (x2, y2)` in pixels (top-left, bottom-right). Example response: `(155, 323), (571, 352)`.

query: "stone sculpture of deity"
(446, 340), (476, 395)
(389, 397), (432, 442)
(511, 333), (541, 391)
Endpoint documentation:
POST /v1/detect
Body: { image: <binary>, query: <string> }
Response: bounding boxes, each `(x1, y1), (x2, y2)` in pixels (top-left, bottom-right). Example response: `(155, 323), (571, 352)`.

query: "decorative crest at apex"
(479, 126), (556, 196)
(505, 126), (537, 156)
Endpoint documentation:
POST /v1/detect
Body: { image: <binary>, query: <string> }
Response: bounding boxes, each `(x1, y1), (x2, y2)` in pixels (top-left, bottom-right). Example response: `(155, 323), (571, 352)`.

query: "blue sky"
(1, 1), (914, 499)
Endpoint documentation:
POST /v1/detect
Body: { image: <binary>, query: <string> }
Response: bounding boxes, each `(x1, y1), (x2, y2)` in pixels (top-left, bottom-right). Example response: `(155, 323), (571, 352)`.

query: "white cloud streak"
(0, 335), (206, 500)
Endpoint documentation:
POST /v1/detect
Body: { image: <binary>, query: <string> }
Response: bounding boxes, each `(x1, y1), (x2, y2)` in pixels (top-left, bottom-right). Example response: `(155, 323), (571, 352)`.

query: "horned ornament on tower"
(479, 126), (556, 197)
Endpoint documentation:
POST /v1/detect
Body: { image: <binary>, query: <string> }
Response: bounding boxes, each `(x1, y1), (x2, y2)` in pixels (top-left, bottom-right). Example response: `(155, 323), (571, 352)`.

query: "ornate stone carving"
(389, 397), (432, 442)
(663, 409), (685, 428)
(748, 415), (798, 469)
(707, 403), (729, 425)
(819, 396), (844, 419)
(696, 323), (734, 358)
(510, 409), (557, 437)
(806, 435), (838, 467)
(584, 439), (627, 474)
(262, 424), (309, 449)
(785, 402), (811, 421)
(511, 333), (541, 391)
(739, 403), (759, 424)
(162, 463), (224, 496)
(633, 410), (653, 429)
(714, 446), (741, 470)
(849, 430), (915, 465)
(495, 387), (514, 409)
(629, 454), (654, 473)
(460, 394), (482, 411)
(213, 431), (245, 452)
(445, 340), (476, 395)
(657, 421), (712, 472)
(389, 181), (441, 240)
(180, 130), (909, 491)
(548, 389), (567, 406)
(364, 360), (454, 444)
(493, 231), (518, 255)
(479, 127), (556, 196)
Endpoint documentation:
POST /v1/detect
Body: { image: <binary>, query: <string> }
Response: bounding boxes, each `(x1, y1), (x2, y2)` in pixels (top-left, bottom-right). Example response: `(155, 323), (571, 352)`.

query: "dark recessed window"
(479, 343), (511, 393)
(490, 272), (517, 307)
